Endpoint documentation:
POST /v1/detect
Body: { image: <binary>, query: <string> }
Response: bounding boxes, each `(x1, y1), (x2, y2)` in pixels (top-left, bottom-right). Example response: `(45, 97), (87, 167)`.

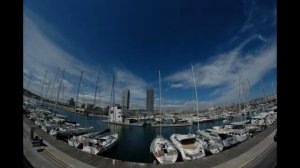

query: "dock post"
(30, 126), (34, 140)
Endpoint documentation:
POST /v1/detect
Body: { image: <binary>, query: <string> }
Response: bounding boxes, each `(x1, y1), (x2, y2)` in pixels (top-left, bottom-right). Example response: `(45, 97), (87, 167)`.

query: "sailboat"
(170, 66), (205, 161)
(67, 129), (109, 148)
(150, 71), (178, 164)
(81, 133), (118, 155)
(81, 74), (118, 155)
(188, 64), (223, 155)
(197, 130), (224, 154)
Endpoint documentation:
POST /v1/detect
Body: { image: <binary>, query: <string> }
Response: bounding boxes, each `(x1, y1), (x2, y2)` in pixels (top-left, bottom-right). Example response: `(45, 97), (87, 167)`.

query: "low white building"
(109, 106), (123, 123)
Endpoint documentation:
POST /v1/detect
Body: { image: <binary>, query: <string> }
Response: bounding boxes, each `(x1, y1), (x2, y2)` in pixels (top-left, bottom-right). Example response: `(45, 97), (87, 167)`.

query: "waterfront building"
(109, 105), (123, 122)
(121, 88), (130, 110)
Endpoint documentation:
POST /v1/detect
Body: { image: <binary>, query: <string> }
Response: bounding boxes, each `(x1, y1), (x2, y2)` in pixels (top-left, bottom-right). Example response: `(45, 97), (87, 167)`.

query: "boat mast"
(247, 79), (253, 118)
(98, 79), (101, 109)
(238, 73), (242, 122)
(261, 80), (266, 99)
(55, 69), (65, 114)
(75, 71), (84, 113)
(241, 78), (247, 105)
(44, 80), (51, 100)
(108, 73), (116, 132)
(27, 79), (31, 92)
(247, 79), (252, 103)
(40, 70), (48, 100)
(159, 70), (162, 137)
(110, 74), (115, 122)
(272, 81), (277, 104)
(191, 64), (200, 131)
(112, 74), (116, 132)
(94, 71), (100, 107)
(50, 67), (60, 103)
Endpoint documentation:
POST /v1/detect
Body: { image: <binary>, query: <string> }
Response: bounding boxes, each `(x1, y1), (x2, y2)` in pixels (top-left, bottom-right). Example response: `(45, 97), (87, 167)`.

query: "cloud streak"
(165, 35), (276, 104)
(23, 9), (148, 107)
(170, 83), (184, 89)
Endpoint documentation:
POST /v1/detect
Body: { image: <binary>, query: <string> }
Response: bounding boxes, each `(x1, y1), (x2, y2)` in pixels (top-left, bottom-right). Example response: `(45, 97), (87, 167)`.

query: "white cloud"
(170, 83), (184, 89)
(23, 7), (276, 109)
(23, 9), (148, 107)
(165, 35), (276, 104)
(114, 68), (147, 99)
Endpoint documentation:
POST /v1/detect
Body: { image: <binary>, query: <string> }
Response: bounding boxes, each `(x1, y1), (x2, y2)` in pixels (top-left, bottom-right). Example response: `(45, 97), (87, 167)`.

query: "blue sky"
(23, 0), (277, 110)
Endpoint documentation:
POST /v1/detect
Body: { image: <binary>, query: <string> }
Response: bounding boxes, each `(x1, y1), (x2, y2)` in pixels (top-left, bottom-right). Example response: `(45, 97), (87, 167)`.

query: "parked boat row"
(148, 67), (277, 164)
(24, 102), (119, 156)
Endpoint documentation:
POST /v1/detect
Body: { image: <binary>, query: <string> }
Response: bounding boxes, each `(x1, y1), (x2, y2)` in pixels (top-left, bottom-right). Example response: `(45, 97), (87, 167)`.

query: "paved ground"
(23, 127), (64, 168)
(246, 141), (277, 168)
(23, 115), (277, 168)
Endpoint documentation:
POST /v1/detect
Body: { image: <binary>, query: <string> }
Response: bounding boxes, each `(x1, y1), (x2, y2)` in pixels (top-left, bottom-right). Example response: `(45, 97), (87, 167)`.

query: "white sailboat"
(81, 74), (118, 155)
(150, 71), (178, 164)
(189, 64), (223, 154)
(170, 65), (205, 161)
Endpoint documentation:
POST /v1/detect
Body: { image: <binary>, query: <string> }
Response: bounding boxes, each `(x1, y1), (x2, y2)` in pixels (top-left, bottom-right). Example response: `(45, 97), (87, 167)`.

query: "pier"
(23, 115), (276, 168)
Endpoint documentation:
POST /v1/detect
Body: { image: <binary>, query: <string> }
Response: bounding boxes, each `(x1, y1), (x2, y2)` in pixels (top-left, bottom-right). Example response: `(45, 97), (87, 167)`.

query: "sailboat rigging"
(150, 70), (178, 164)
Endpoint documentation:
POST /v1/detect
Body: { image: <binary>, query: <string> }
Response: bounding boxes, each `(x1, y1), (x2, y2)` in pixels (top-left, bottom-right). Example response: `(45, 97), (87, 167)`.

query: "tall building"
(146, 88), (154, 112)
(121, 88), (130, 110)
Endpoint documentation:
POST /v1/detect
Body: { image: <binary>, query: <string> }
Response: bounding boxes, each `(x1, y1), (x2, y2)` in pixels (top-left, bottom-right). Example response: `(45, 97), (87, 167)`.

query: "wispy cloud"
(165, 35), (276, 104)
(240, 24), (254, 32)
(114, 68), (147, 99)
(23, 9), (148, 107)
(170, 83), (183, 89)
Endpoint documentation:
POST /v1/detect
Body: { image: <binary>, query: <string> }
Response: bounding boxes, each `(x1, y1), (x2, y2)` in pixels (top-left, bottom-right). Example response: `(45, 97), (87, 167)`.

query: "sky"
(23, 0), (277, 110)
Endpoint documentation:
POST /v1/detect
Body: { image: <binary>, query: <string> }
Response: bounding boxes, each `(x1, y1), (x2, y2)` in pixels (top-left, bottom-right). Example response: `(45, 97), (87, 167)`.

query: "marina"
(23, 1), (277, 167)
(24, 95), (277, 164)
(23, 111), (277, 167)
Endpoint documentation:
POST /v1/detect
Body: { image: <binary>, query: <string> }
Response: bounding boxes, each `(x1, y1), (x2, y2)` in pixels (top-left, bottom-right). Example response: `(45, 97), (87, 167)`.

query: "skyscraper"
(121, 88), (130, 110)
(146, 88), (154, 112)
